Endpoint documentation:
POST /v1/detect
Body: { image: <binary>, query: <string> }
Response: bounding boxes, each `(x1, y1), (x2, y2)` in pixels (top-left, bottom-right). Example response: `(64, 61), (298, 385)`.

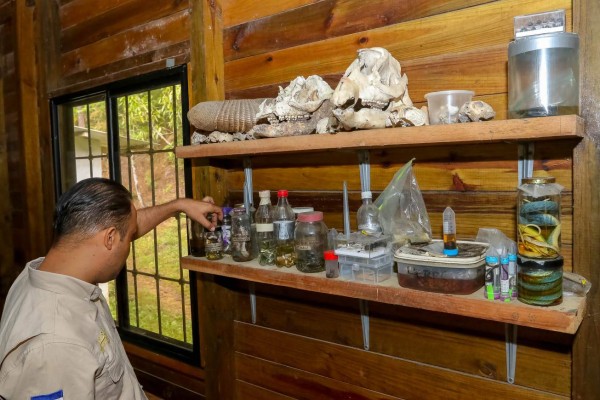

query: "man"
(0, 178), (222, 399)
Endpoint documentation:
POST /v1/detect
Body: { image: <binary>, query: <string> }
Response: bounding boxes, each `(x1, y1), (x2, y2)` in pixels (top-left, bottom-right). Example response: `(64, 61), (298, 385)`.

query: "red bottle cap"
(324, 250), (338, 260)
(277, 189), (288, 197)
(297, 211), (323, 222)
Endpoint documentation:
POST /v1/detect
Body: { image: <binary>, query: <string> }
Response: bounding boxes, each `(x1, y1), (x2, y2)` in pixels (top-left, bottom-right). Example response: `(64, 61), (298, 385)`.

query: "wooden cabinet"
(177, 114), (590, 399)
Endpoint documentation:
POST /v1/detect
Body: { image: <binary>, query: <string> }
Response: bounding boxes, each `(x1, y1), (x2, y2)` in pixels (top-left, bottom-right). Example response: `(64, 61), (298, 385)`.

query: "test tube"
(443, 207), (458, 256)
(500, 249), (511, 301)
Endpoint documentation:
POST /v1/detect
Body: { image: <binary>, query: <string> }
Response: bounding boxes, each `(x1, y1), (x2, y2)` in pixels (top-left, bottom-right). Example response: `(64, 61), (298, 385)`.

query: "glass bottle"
(255, 190), (276, 265)
(230, 207), (255, 262)
(295, 211), (328, 273)
(517, 177), (563, 259)
(204, 227), (223, 260)
(356, 191), (382, 235)
(273, 189), (296, 268)
(187, 217), (205, 257)
(221, 206), (233, 255)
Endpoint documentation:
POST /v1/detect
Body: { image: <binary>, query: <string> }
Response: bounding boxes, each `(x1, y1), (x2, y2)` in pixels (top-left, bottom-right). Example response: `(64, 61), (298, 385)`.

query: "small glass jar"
(230, 207), (255, 262)
(187, 218), (205, 257)
(517, 255), (563, 306)
(294, 211), (328, 273)
(205, 228), (223, 260)
(517, 177), (563, 259)
(324, 250), (339, 278)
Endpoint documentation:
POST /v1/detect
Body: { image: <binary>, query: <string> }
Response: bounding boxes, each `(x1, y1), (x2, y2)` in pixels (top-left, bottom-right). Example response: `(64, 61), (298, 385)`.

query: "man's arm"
(135, 198), (223, 240)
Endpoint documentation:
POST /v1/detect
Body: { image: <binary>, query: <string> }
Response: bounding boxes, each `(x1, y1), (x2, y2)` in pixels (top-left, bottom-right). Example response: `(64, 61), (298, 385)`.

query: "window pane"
(159, 280), (186, 342)
(135, 274), (160, 334)
(150, 86), (176, 151)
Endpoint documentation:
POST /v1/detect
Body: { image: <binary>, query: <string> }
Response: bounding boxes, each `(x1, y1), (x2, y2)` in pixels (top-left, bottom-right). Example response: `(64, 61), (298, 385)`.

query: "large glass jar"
(517, 177), (563, 259)
(517, 255), (563, 306)
(294, 211), (327, 273)
(230, 207), (255, 262)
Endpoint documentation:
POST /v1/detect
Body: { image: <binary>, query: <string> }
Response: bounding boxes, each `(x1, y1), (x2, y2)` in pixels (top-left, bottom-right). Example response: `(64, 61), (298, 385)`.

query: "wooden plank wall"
(52, 0), (192, 96)
(0, 0), (22, 309)
(211, 0), (578, 398)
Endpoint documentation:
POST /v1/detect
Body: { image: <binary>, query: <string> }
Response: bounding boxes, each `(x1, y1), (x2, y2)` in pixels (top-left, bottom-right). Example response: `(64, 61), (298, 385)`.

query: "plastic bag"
(374, 159), (431, 245)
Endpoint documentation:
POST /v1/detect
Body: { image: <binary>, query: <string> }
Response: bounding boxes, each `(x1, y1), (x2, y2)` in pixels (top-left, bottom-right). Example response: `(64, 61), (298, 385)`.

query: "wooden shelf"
(182, 255), (586, 334)
(176, 115), (583, 159)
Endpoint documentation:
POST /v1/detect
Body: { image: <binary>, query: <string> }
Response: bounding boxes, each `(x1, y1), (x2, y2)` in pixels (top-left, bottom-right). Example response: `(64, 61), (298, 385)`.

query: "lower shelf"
(181, 255), (586, 334)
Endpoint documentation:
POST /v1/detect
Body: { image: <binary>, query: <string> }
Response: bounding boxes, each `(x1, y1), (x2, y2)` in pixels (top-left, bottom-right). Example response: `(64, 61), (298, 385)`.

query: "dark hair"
(53, 178), (133, 244)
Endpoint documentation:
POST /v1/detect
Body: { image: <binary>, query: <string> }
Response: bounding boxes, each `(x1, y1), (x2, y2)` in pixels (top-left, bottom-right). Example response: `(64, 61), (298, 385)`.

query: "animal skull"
(331, 47), (422, 130)
(256, 75), (333, 124)
(458, 101), (496, 122)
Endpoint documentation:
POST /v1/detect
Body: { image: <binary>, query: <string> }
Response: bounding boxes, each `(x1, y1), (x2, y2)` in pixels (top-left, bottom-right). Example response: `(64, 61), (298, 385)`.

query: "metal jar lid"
(521, 176), (556, 184)
(508, 32), (579, 57)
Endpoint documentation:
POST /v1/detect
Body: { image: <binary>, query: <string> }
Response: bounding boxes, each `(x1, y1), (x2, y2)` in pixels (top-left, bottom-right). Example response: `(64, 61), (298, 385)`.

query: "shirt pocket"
(96, 358), (125, 398)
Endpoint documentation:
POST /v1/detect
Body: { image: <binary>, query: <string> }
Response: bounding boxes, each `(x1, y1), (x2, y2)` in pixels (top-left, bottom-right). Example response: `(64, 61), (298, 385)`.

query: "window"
(51, 66), (198, 363)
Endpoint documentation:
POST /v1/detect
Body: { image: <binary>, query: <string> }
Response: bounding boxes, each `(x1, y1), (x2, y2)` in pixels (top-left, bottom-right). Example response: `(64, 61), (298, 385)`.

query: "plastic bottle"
(443, 206), (458, 256)
(500, 249), (511, 301)
(356, 191), (382, 235)
(485, 247), (500, 300)
(273, 190), (296, 267)
(255, 190), (276, 265)
(508, 243), (518, 298)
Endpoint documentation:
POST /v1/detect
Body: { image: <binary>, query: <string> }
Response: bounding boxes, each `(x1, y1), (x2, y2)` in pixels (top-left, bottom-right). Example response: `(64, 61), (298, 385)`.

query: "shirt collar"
(27, 257), (103, 301)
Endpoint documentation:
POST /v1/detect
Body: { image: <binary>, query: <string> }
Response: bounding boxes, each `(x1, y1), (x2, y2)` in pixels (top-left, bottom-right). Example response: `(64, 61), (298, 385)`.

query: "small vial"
(443, 207), (458, 256)
(508, 243), (518, 298)
(500, 250), (510, 301)
(324, 250), (339, 278)
(485, 248), (500, 300)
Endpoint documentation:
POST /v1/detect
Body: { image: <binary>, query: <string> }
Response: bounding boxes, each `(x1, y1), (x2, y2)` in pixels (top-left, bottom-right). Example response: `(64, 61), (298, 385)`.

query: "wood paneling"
(224, 0), (496, 61)
(235, 323), (569, 399)
(235, 285), (571, 394)
(222, 0), (320, 28)
(60, 9), (190, 77)
(223, 0), (571, 93)
(572, 1), (600, 397)
(61, 0), (188, 53)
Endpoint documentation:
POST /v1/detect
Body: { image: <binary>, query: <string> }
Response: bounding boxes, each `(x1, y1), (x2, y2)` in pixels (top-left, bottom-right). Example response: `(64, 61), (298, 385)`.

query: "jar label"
(274, 221), (294, 240)
(256, 223), (274, 233)
(206, 242), (223, 252)
(232, 234), (250, 242)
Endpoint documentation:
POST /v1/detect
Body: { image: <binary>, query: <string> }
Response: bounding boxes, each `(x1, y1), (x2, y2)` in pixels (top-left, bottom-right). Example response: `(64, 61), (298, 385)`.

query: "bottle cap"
(222, 206), (233, 216)
(259, 190), (270, 198)
(361, 191), (373, 199)
(324, 250), (338, 261)
(297, 211), (323, 222)
(277, 189), (289, 197)
(444, 248), (459, 256)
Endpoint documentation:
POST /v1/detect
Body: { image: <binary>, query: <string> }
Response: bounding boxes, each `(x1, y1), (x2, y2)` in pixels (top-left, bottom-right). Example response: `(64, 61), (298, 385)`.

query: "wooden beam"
(0, 76), (15, 312)
(15, 0), (46, 259)
(572, 0), (600, 398)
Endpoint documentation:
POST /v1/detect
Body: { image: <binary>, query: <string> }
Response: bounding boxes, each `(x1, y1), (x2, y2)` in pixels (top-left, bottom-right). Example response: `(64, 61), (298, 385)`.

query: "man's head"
(53, 178), (133, 246)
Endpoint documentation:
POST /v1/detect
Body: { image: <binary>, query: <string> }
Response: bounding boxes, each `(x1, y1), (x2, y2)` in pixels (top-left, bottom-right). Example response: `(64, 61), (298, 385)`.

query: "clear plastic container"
(517, 177), (563, 259)
(337, 247), (393, 283)
(508, 32), (579, 118)
(255, 190), (276, 265)
(424, 90), (474, 124)
(294, 211), (328, 273)
(394, 240), (488, 294)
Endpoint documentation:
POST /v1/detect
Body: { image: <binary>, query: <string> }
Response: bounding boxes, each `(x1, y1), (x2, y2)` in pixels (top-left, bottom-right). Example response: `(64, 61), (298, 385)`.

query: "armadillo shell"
(187, 99), (268, 133)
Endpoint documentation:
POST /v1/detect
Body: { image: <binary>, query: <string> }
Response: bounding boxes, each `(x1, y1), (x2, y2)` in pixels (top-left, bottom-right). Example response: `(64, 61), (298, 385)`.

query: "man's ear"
(103, 227), (118, 250)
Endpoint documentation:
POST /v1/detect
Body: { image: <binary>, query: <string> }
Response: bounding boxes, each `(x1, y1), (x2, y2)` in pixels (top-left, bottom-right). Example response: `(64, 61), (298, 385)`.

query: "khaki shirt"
(0, 258), (147, 400)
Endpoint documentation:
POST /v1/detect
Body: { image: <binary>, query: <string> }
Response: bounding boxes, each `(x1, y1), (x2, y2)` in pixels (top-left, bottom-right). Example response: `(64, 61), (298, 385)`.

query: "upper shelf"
(176, 115), (584, 159)
(182, 255), (586, 335)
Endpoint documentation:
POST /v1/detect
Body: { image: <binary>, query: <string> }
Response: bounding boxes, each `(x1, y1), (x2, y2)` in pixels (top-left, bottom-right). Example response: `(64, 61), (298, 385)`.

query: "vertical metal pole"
(359, 299), (370, 350)
(505, 323), (518, 383)
(249, 282), (257, 324)
(518, 143), (534, 184)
